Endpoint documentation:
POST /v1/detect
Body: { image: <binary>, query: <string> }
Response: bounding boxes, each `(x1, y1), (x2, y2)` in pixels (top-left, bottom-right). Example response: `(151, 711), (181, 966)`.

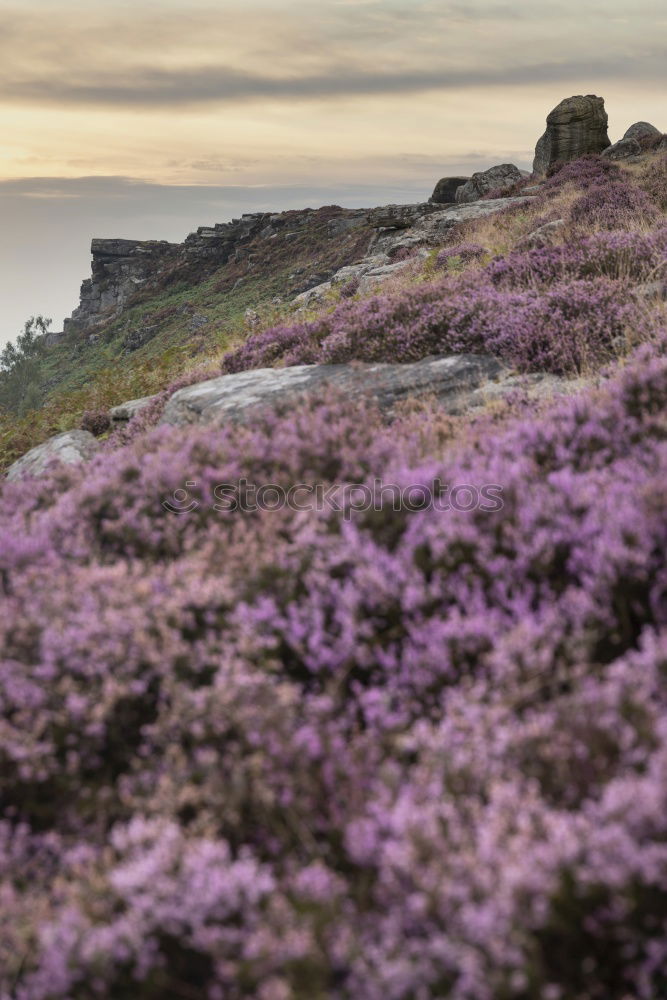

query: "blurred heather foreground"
(2, 96), (667, 999)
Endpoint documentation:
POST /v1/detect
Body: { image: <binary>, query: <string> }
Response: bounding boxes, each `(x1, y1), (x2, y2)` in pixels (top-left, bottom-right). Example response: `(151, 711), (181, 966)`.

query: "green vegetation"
(0, 315), (52, 416)
(0, 208), (374, 471)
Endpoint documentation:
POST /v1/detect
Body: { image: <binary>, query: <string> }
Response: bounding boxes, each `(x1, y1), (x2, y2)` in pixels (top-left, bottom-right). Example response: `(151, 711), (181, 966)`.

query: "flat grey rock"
(109, 394), (158, 422)
(6, 431), (99, 482)
(367, 203), (441, 229)
(161, 355), (509, 427)
(416, 197), (534, 238)
(636, 280), (667, 302)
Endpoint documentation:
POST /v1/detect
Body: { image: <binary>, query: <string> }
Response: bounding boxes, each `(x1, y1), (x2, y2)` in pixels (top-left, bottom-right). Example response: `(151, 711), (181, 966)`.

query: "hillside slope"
(1, 135), (667, 999)
(0, 206), (374, 468)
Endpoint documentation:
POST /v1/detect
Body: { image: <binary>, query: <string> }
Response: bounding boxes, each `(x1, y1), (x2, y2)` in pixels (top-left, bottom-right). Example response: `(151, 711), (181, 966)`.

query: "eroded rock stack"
(62, 210), (369, 340)
(65, 239), (179, 337)
(533, 95), (611, 175)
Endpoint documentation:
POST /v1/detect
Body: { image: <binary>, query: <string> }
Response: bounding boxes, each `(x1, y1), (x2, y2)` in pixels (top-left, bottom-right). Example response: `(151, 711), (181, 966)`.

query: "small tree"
(0, 316), (51, 414)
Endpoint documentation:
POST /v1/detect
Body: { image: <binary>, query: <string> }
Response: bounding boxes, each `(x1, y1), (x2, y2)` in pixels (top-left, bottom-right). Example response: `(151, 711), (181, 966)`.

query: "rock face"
(296, 197), (534, 305)
(602, 137), (642, 160)
(5, 431), (99, 482)
(533, 95), (610, 175)
(160, 356), (509, 427)
(366, 204), (442, 230)
(455, 165), (524, 204)
(623, 122), (662, 148)
(63, 208), (374, 339)
(65, 240), (179, 337)
(429, 177), (470, 204)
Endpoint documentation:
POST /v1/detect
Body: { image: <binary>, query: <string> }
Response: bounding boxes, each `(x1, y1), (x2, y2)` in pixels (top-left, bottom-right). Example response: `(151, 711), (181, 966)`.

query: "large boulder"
(601, 137), (642, 161)
(455, 164), (524, 204)
(160, 356), (509, 427)
(533, 95), (610, 175)
(429, 176), (470, 204)
(5, 430), (99, 482)
(623, 121), (662, 148)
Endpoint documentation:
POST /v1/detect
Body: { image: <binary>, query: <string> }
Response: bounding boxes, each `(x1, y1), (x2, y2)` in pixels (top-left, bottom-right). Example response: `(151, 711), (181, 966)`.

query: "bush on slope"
(2, 338), (667, 998)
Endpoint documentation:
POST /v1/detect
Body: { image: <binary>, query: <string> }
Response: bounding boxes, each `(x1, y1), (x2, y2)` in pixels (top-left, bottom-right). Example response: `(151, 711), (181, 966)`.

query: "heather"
(544, 154), (622, 190)
(222, 162), (666, 376)
(568, 180), (661, 231)
(3, 338), (667, 998)
(1, 146), (667, 1000)
(635, 152), (667, 210)
(222, 227), (666, 376)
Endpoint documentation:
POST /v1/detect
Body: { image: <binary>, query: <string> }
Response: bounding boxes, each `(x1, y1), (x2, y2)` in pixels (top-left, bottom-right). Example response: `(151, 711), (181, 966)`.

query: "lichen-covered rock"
(455, 164), (524, 203)
(601, 137), (642, 160)
(623, 121), (662, 148)
(160, 356), (508, 427)
(429, 176), (469, 204)
(533, 95), (610, 175)
(6, 431), (99, 481)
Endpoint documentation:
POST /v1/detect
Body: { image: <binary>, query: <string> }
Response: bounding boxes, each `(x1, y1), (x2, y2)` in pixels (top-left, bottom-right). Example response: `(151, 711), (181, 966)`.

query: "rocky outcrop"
(429, 177), (469, 204)
(366, 204), (441, 230)
(533, 95), (610, 175)
(65, 239), (179, 337)
(6, 430), (99, 481)
(160, 356), (507, 426)
(296, 196), (535, 305)
(455, 165), (524, 204)
(63, 208), (374, 339)
(385, 196), (534, 249)
(601, 137), (642, 161)
(43, 330), (64, 348)
(623, 122), (662, 148)
(293, 253), (427, 307)
(158, 357), (582, 430)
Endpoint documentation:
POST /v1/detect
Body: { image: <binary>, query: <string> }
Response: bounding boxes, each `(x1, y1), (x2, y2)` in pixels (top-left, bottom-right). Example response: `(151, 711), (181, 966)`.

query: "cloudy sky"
(0, 0), (665, 344)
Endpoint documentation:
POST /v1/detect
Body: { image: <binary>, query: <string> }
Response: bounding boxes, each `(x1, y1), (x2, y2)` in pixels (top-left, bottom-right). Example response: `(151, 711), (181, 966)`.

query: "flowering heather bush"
(569, 180), (661, 231)
(637, 152), (667, 210)
(486, 226), (667, 288)
(339, 276), (360, 298)
(3, 339), (667, 997)
(222, 269), (646, 376)
(544, 154), (622, 190)
(80, 408), (111, 437)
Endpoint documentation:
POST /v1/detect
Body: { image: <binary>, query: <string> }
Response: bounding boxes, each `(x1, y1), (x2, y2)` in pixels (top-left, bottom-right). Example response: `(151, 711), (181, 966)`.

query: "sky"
(0, 0), (665, 345)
